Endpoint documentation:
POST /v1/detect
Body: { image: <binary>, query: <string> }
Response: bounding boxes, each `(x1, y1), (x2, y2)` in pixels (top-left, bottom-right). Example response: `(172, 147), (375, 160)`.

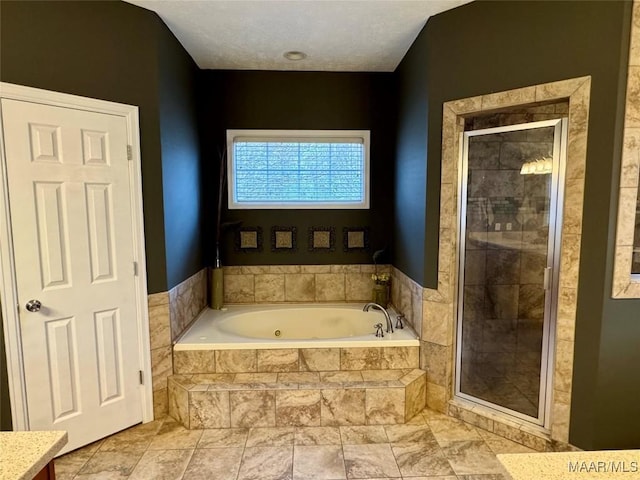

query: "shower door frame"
(454, 118), (568, 429)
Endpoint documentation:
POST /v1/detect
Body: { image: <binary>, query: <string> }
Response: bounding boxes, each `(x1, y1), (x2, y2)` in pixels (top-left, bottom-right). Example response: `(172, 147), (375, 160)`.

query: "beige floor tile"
(293, 445), (346, 479)
(342, 444), (401, 479)
(339, 426), (388, 444)
(128, 449), (194, 480)
(384, 424), (436, 445)
(246, 427), (295, 447)
(198, 428), (248, 448)
(294, 427), (342, 445)
(392, 442), (455, 477)
(182, 447), (244, 480)
(428, 416), (483, 446)
(76, 451), (142, 477)
(237, 446), (293, 480)
(148, 420), (204, 450)
(441, 440), (504, 476)
(475, 428), (537, 454)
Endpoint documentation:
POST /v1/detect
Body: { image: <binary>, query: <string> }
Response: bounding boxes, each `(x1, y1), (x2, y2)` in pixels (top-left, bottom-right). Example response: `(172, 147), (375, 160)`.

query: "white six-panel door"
(1, 97), (144, 453)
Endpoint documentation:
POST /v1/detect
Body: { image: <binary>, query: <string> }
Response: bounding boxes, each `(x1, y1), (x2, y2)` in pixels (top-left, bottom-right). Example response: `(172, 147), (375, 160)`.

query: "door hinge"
(133, 261), (138, 276)
(127, 145), (133, 161)
(139, 370), (144, 385)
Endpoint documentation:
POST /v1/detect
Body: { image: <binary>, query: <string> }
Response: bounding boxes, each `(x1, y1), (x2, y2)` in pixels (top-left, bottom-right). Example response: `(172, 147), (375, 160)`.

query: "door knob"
(25, 299), (42, 312)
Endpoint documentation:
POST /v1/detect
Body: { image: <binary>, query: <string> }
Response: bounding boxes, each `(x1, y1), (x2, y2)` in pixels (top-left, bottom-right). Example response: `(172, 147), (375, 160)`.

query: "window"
(227, 130), (370, 209)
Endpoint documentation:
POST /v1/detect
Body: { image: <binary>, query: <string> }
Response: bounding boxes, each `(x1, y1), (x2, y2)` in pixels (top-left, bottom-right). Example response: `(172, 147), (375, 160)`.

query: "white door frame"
(0, 82), (153, 430)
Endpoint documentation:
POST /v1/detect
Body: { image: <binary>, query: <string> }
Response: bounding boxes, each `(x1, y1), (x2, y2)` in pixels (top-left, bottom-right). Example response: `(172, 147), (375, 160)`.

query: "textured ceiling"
(125, 0), (472, 72)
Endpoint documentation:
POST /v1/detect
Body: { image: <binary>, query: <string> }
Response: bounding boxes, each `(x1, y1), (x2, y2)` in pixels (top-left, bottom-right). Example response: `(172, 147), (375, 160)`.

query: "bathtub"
(175, 303), (419, 350)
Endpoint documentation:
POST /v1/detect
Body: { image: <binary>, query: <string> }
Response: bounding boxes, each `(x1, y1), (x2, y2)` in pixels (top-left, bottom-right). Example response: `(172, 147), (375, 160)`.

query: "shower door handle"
(543, 267), (552, 290)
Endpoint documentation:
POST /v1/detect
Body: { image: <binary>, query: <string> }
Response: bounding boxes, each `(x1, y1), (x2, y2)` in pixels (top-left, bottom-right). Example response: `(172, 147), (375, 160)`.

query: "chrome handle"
(396, 314), (405, 329)
(374, 323), (384, 338)
(25, 299), (42, 312)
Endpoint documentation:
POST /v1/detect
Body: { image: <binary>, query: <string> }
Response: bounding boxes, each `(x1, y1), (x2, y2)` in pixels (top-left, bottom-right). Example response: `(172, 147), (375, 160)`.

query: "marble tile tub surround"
(428, 76), (592, 447)
(222, 264), (391, 304)
(167, 369), (427, 429)
(174, 346), (420, 374)
(613, 0), (640, 298)
(148, 268), (208, 417)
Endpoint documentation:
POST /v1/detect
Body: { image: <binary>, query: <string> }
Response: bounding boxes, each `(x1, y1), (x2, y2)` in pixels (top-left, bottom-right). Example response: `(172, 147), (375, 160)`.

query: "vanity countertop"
(498, 450), (640, 480)
(0, 430), (67, 480)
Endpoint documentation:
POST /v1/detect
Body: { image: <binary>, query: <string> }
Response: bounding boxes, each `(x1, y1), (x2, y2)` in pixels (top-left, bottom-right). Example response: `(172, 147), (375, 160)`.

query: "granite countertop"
(0, 431), (68, 480)
(498, 450), (640, 480)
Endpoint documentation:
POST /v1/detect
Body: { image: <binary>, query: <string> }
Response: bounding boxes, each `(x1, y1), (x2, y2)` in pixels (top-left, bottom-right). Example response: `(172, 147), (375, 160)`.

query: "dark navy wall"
(198, 71), (397, 267)
(157, 24), (204, 289)
(395, 0), (638, 449)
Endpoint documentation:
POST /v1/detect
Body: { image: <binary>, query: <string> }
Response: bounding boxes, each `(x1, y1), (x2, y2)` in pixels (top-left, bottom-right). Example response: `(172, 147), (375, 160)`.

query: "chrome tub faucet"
(363, 302), (393, 334)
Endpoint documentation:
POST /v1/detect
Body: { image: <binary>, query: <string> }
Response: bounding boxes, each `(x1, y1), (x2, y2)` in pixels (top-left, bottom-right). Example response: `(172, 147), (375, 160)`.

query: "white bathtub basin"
(175, 303), (419, 350)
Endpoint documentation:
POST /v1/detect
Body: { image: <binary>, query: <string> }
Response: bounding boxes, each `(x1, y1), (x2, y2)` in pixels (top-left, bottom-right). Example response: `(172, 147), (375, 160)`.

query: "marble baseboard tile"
(153, 388), (168, 418)
(190, 391), (230, 429)
(222, 264), (390, 304)
(216, 349), (258, 373)
(173, 346), (421, 375)
(424, 342), (451, 387)
(426, 382), (447, 413)
(254, 274), (285, 302)
(173, 350), (216, 374)
(321, 389), (366, 426)
(404, 371), (427, 420)
(151, 345), (173, 392)
(284, 273), (316, 302)
(448, 402), (494, 433)
(167, 377), (189, 427)
(257, 349), (299, 372)
(344, 272), (373, 302)
(299, 348), (340, 371)
(230, 390), (276, 428)
(148, 303), (171, 351)
(276, 389), (321, 426)
(365, 388), (405, 425)
(169, 269), (207, 342)
(422, 300), (454, 346)
(381, 346), (419, 369)
(340, 347), (381, 370)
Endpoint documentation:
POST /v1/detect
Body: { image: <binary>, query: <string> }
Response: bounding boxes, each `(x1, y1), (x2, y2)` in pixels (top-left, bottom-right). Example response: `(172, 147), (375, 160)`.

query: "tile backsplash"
(222, 264), (392, 304)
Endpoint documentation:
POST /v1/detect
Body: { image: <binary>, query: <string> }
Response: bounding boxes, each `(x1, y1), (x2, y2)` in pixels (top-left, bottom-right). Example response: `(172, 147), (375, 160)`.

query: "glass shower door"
(455, 119), (566, 426)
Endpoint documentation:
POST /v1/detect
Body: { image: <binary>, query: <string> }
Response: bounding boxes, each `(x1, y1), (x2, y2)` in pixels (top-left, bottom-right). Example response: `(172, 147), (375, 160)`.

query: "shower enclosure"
(455, 119), (567, 427)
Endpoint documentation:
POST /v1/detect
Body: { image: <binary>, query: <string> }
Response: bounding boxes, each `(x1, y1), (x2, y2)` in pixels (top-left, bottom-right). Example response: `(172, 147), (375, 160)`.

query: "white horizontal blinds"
(233, 138), (365, 204)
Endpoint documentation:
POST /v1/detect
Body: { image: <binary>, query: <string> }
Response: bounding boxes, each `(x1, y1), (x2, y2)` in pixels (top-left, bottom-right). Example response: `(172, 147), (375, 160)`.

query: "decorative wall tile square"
(343, 227), (369, 252)
(235, 227), (263, 252)
(271, 226), (297, 252)
(241, 231), (258, 248)
(309, 227), (335, 252)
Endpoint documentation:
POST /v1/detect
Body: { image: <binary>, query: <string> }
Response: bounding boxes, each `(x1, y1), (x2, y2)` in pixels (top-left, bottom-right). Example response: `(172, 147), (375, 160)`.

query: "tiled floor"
(54, 407), (536, 479)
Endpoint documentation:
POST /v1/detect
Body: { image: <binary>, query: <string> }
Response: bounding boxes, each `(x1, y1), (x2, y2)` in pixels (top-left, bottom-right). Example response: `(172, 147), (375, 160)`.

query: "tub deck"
(168, 369), (427, 429)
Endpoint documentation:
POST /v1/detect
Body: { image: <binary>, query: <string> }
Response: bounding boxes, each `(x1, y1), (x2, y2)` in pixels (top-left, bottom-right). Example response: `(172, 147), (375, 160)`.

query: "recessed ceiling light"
(284, 51), (307, 61)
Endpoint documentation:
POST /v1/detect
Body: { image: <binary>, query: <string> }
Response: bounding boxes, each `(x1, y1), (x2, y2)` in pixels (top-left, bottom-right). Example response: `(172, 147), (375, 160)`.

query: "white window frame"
(226, 129), (370, 209)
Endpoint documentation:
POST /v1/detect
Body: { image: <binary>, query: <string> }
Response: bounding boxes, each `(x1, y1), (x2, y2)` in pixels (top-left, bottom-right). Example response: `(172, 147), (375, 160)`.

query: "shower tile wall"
(460, 127), (554, 418)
